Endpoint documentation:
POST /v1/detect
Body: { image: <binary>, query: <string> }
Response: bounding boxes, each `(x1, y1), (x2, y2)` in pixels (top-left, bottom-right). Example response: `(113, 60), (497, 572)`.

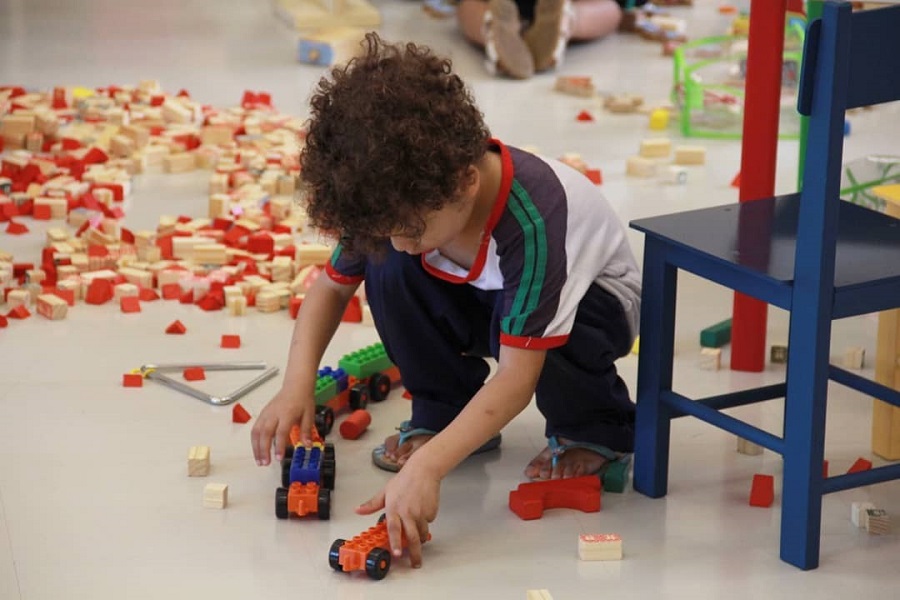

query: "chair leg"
(780, 302), (831, 570)
(633, 238), (678, 497)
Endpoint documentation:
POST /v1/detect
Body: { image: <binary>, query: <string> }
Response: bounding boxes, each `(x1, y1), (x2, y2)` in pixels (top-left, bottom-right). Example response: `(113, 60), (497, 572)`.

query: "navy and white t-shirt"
(325, 139), (641, 350)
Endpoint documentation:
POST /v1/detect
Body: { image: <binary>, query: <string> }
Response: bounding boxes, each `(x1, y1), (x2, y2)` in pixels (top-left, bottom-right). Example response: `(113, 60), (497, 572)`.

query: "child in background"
(250, 32), (641, 569)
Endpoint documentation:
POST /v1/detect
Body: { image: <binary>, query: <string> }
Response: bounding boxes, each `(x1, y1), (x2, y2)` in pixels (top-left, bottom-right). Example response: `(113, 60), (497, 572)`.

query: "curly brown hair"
(300, 32), (491, 256)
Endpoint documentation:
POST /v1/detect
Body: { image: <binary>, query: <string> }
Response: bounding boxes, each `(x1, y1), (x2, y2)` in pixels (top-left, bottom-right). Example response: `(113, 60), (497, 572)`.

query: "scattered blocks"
(749, 474), (774, 507)
(183, 366), (206, 381)
(736, 437), (763, 456)
(221, 334), (241, 349)
(166, 320), (187, 334)
(188, 445), (211, 477)
(122, 373), (144, 388)
(203, 482), (228, 509)
(626, 155), (657, 178)
(232, 402), (252, 424)
(578, 533), (623, 561)
(700, 318), (731, 348)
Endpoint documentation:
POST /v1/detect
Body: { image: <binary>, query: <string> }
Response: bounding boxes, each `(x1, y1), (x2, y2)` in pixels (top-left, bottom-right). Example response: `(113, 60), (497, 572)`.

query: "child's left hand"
(356, 463), (441, 568)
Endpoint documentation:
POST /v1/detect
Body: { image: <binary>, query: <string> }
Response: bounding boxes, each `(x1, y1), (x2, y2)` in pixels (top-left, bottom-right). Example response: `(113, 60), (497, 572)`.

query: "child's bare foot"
(381, 431), (435, 468)
(524, 437), (611, 480)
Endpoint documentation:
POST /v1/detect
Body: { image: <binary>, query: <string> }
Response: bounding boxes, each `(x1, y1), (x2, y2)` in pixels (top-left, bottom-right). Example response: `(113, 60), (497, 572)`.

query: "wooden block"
(736, 437), (763, 456)
(36, 293), (68, 320)
(843, 346), (865, 370)
(526, 591), (554, 600)
(699, 347), (721, 371)
(770, 344), (788, 364)
(188, 445), (210, 477)
(578, 533), (623, 561)
(749, 473), (774, 507)
(553, 76), (596, 97)
(663, 165), (688, 184)
(227, 294), (247, 317)
(163, 152), (196, 173)
(873, 308), (900, 459)
(865, 508), (891, 535)
(700, 318), (731, 348)
(639, 138), (671, 159)
(852, 501), (876, 528)
(626, 155), (656, 178)
(673, 145), (707, 165)
(203, 482), (228, 508)
(295, 243), (334, 268)
(114, 282), (139, 301)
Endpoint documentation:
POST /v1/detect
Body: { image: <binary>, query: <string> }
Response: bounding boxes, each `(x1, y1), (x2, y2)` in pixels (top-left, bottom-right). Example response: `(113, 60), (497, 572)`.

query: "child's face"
(389, 196), (473, 256)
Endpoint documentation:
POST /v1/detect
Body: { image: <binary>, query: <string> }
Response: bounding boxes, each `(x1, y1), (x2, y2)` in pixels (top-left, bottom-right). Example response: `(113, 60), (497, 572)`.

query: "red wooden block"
(847, 457), (872, 474)
(749, 474), (774, 507)
(247, 232), (274, 255)
(165, 319), (187, 334)
(0, 314), (7, 328)
(585, 168), (603, 185)
(196, 290), (225, 311)
(576, 110), (595, 122)
(6, 220), (28, 235)
(179, 289), (194, 304)
(232, 402), (252, 424)
(139, 287), (160, 301)
(161, 283), (181, 300)
(289, 295), (303, 319)
(508, 476), (602, 520)
(183, 367), (205, 381)
(52, 288), (76, 306)
(120, 296), (141, 313)
(85, 278), (114, 304)
(122, 373), (144, 388)
(221, 334), (241, 349)
(730, 171), (741, 188)
(7, 304), (31, 319)
(339, 409), (372, 440)
(32, 203), (52, 220)
(341, 295), (362, 322)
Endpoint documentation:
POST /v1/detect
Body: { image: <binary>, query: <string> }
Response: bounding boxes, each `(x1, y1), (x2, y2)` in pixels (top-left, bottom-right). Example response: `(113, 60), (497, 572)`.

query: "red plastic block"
(183, 367), (205, 381)
(221, 334), (241, 349)
(122, 373), (143, 388)
(847, 457), (872, 474)
(6, 220), (28, 235)
(576, 110), (595, 122)
(165, 320), (187, 334)
(509, 476), (601, 520)
(749, 474), (774, 507)
(340, 409), (372, 440)
(823, 460), (829, 479)
(120, 296), (141, 313)
(7, 305), (31, 319)
(232, 402), (252, 424)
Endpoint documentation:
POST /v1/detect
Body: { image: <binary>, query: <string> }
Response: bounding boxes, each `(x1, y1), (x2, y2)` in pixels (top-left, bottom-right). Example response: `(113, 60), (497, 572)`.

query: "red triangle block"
(120, 296), (141, 313)
(730, 171), (741, 188)
(232, 402), (252, 424)
(165, 320), (187, 334)
(585, 168), (603, 185)
(847, 457), (872, 474)
(85, 278), (114, 305)
(196, 290), (225, 311)
(221, 334), (241, 349)
(138, 287), (160, 301)
(7, 304), (31, 319)
(6, 220), (29, 235)
(576, 110), (595, 122)
(0, 314), (7, 328)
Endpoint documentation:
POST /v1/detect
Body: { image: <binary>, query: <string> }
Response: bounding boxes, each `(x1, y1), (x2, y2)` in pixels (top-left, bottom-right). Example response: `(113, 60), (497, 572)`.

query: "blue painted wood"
(628, 1), (900, 570)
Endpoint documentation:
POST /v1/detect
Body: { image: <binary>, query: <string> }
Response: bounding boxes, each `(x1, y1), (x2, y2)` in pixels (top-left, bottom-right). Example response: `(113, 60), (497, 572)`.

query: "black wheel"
(317, 487), (331, 520)
(321, 459), (336, 490)
(281, 457), (293, 487)
(283, 445), (295, 461)
(329, 539), (346, 572)
(315, 405), (335, 436)
(368, 373), (391, 403)
(349, 383), (370, 410)
(365, 547), (391, 580)
(377, 513), (387, 524)
(275, 487), (290, 519)
(323, 442), (336, 462)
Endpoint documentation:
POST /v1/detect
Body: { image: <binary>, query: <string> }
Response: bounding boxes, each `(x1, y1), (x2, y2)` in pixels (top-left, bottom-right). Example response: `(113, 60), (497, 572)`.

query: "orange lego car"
(328, 515), (430, 580)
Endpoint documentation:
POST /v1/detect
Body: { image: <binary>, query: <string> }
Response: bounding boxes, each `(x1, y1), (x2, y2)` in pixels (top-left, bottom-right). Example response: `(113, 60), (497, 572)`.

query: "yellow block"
(872, 184), (900, 205)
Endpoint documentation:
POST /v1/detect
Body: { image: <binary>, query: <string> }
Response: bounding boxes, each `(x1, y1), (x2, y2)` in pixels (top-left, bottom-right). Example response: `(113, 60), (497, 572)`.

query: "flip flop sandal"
(547, 435), (632, 493)
(483, 0), (535, 79)
(522, 0), (573, 72)
(372, 420), (502, 473)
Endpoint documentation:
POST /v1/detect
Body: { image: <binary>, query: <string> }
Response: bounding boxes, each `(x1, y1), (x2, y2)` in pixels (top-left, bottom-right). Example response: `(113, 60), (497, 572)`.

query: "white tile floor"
(2, 0), (900, 598)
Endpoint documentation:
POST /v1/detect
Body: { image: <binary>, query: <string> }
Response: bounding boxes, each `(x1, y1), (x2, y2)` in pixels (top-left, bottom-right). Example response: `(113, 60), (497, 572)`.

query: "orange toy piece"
(508, 475), (602, 520)
(232, 402), (252, 423)
(576, 110), (595, 122)
(749, 474), (775, 507)
(585, 168), (603, 185)
(329, 515), (431, 580)
(339, 409), (371, 440)
(120, 296), (141, 313)
(221, 334), (241, 348)
(279, 481), (331, 519)
(165, 320), (187, 334)
(847, 457), (872, 474)
(183, 366), (205, 381)
(730, 171), (741, 188)
(122, 373), (143, 387)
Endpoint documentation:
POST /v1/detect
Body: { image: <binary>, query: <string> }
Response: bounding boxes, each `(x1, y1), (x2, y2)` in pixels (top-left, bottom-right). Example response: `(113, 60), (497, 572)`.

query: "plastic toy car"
(275, 425), (335, 520)
(328, 515), (430, 580)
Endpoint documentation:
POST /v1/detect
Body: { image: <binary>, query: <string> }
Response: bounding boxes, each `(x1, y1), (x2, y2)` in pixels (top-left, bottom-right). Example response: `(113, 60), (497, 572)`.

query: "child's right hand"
(250, 390), (314, 466)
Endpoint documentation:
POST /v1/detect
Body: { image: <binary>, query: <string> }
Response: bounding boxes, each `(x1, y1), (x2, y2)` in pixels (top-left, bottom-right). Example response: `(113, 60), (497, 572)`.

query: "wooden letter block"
(188, 445), (210, 477)
(578, 533), (623, 561)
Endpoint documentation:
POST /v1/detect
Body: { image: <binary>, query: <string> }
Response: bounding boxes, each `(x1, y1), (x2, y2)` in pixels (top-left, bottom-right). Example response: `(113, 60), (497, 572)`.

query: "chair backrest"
(794, 1), (900, 293)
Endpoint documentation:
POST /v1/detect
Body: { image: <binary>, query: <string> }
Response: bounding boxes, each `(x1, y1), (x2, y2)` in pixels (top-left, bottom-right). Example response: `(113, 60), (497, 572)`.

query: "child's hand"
(250, 390), (314, 466)
(356, 464), (441, 568)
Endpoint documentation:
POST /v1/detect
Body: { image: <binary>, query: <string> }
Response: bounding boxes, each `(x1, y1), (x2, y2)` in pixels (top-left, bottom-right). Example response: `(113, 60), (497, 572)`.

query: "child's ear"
(459, 165), (480, 197)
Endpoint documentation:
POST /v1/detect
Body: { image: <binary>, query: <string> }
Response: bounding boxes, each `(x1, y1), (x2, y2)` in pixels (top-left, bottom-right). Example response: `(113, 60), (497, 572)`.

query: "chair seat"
(631, 193), (900, 317)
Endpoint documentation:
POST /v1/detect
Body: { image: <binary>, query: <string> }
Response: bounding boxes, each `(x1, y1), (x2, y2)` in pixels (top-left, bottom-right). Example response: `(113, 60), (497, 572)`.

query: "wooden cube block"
(673, 145), (707, 165)
(852, 501), (876, 528)
(865, 508), (891, 535)
(699, 347), (722, 371)
(578, 533), (623, 561)
(626, 155), (656, 178)
(770, 344), (788, 364)
(36, 293), (68, 320)
(639, 138), (671, 159)
(227, 294), (247, 316)
(526, 591), (554, 600)
(203, 482), (228, 509)
(663, 165), (688, 184)
(188, 445), (210, 477)
(843, 346), (865, 370)
(737, 436), (763, 455)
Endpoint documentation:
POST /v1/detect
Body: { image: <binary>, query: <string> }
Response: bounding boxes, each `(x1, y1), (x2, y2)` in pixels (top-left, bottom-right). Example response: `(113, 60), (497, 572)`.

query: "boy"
(250, 32), (641, 569)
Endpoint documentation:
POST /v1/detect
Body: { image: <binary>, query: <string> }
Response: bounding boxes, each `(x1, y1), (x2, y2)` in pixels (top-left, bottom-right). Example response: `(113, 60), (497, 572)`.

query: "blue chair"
(629, 1), (900, 570)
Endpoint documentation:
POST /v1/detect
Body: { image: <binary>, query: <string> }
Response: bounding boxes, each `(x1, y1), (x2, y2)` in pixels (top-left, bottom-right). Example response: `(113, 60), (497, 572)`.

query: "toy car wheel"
(321, 459), (336, 490)
(329, 539), (346, 572)
(349, 383), (370, 410)
(365, 547), (392, 580)
(283, 445), (295, 461)
(281, 457), (293, 488)
(275, 487), (290, 519)
(324, 442), (336, 462)
(377, 513), (387, 524)
(315, 405), (335, 436)
(317, 488), (331, 520)
(368, 373), (391, 402)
